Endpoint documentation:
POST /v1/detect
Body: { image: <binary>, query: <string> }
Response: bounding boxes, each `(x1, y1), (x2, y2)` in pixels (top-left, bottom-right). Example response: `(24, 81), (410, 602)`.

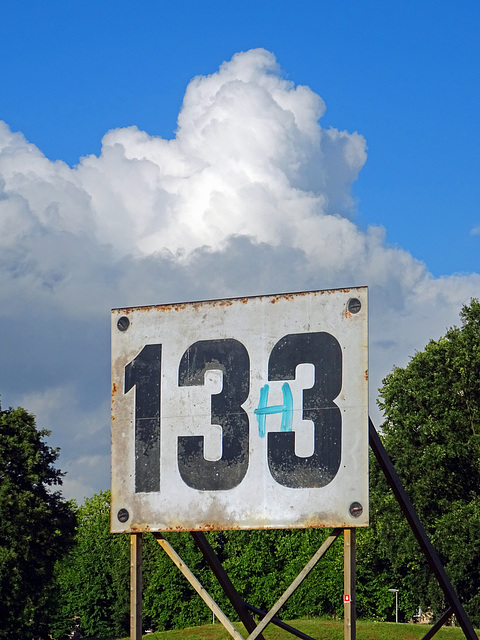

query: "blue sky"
(2, 1), (479, 275)
(1, 1), (479, 500)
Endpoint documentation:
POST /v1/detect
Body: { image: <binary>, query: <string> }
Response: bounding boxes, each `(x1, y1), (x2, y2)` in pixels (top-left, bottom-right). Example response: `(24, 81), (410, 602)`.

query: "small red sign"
(344, 594), (351, 603)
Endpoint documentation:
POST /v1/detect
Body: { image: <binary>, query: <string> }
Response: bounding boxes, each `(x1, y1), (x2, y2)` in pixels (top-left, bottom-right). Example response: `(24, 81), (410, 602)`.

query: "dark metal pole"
(191, 531), (266, 639)
(369, 418), (477, 640)
(421, 608), (454, 640)
(244, 603), (317, 640)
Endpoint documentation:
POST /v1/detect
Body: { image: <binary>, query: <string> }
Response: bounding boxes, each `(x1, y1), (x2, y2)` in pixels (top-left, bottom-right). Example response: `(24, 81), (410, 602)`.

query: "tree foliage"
(0, 403), (76, 639)
(370, 298), (480, 624)
(50, 491), (130, 639)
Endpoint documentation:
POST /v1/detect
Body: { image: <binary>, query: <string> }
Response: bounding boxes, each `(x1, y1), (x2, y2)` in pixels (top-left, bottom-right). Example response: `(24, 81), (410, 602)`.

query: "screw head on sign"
(117, 508), (129, 523)
(117, 316), (130, 332)
(347, 298), (362, 314)
(349, 502), (363, 518)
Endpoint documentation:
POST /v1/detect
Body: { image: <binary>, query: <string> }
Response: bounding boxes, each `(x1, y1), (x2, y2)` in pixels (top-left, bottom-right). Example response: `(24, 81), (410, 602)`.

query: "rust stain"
(269, 291), (318, 304)
(328, 287), (352, 295)
(159, 522), (243, 533)
(111, 383), (118, 423)
(270, 293), (295, 304)
(172, 303), (189, 312)
(118, 518), (363, 533)
(364, 369), (369, 381)
(111, 287), (363, 317)
(300, 516), (332, 529)
(129, 524), (152, 532)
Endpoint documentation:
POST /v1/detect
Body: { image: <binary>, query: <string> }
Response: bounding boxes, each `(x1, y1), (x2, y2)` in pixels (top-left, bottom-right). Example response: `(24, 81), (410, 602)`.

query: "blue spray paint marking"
(254, 382), (293, 437)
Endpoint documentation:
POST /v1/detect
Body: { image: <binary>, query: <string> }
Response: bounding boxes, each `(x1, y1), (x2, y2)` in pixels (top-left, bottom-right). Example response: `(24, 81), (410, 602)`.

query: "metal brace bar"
(245, 528), (342, 640)
(245, 603), (318, 640)
(153, 533), (244, 640)
(191, 531), (266, 639)
(369, 418), (478, 640)
(421, 608), (454, 640)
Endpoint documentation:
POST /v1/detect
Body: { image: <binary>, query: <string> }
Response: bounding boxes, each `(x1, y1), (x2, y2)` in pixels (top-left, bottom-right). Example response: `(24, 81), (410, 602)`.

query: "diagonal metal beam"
(245, 603), (318, 640)
(421, 608), (454, 640)
(369, 418), (477, 640)
(245, 528), (342, 640)
(153, 533), (244, 640)
(191, 531), (266, 639)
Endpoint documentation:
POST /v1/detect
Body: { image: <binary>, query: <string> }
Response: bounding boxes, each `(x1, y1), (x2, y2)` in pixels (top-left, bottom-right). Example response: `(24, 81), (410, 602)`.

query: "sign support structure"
(127, 423), (478, 640)
(146, 527), (348, 640)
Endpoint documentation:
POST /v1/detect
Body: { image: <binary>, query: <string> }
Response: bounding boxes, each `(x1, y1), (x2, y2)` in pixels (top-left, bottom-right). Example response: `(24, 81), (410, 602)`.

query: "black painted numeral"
(177, 339), (250, 491)
(125, 344), (161, 493)
(267, 332), (342, 488)
(124, 333), (343, 493)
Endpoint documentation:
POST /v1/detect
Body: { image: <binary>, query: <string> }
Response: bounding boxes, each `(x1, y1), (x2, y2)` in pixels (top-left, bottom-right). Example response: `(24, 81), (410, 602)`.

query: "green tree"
(218, 528), (344, 620)
(50, 490), (130, 639)
(143, 532), (216, 631)
(369, 299), (480, 624)
(0, 402), (76, 639)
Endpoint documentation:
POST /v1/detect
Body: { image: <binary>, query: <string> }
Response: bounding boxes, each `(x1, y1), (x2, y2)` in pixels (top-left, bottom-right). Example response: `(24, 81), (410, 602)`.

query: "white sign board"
(111, 288), (368, 532)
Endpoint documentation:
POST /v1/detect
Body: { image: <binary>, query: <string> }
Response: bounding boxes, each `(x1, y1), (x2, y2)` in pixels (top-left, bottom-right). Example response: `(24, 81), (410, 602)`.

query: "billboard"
(111, 288), (368, 532)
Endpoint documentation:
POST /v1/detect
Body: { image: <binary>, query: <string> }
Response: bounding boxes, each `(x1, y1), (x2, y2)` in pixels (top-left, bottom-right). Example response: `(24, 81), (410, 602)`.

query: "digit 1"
(124, 344), (161, 493)
(267, 332), (342, 488)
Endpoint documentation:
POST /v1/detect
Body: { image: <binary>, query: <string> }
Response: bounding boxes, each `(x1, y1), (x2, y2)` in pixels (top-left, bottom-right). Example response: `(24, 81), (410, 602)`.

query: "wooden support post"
(130, 533), (142, 640)
(344, 528), (356, 640)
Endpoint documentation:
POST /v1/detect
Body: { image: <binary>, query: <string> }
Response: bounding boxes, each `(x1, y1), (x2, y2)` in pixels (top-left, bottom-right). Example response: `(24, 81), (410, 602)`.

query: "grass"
(119, 618), (480, 640)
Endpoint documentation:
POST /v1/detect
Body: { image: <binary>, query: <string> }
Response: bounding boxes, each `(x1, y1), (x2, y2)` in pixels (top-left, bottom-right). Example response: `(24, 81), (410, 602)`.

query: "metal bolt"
(349, 502), (363, 518)
(117, 508), (129, 523)
(117, 316), (130, 331)
(347, 298), (361, 314)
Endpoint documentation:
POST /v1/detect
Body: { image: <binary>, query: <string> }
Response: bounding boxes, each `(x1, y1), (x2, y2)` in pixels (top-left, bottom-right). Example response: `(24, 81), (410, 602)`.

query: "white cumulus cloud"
(1, 48), (480, 501)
